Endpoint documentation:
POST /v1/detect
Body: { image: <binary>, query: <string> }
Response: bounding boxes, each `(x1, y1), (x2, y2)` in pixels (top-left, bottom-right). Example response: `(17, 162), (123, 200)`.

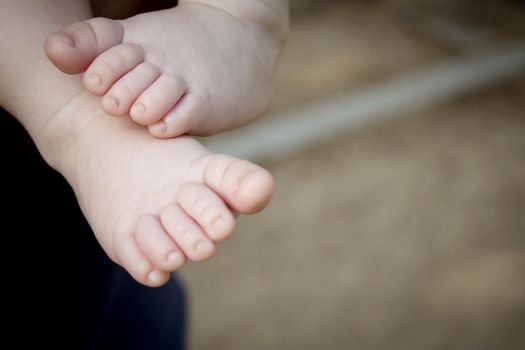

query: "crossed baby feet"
(61, 117), (274, 287)
(45, 2), (278, 138)
(44, 2), (280, 286)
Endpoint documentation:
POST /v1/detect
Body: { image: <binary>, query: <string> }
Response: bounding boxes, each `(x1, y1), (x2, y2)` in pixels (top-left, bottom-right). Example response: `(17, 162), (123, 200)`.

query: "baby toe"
(135, 214), (186, 272)
(83, 43), (145, 95)
(160, 204), (216, 262)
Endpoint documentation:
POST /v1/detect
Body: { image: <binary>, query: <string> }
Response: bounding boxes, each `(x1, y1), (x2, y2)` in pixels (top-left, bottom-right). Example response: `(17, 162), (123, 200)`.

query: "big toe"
(44, 17), (123, 75)
(201, 155), (275, 214)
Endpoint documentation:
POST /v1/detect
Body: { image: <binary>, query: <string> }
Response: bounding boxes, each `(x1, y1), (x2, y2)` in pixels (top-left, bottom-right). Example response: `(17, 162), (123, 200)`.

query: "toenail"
(152, 121), (167, 133)
(105, 95), (119, 108)
(195, 240), (213, 254)
(60, 32), (75, 47)
(131, 103), (145, 116)
(147, 270), (162, 284)
(89, 73), (102, 86)
(212, 214), (228, 229)
(166, 251), (182, 264)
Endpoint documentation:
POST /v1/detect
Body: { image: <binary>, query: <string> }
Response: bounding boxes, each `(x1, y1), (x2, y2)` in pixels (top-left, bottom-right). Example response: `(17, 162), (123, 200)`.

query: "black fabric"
(1, 109), (186, 349)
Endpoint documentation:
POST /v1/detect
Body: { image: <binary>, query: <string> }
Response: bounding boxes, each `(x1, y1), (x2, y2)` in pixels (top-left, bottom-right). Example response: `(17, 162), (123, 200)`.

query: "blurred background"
(181, 0), (525, 349)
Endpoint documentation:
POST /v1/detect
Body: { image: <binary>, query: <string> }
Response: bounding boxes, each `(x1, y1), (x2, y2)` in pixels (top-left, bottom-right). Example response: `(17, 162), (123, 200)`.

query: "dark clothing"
(1, 110), (186, 349)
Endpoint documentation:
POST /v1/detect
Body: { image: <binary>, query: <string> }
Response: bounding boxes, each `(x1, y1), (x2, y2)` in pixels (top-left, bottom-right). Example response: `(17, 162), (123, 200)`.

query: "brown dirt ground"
(182, 77), (525, 350)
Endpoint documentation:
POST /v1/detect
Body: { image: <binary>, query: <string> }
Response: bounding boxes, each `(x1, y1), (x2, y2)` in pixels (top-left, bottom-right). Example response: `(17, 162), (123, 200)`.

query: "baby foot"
(51, 96), (274, 287)
(44, 1), (286, 138)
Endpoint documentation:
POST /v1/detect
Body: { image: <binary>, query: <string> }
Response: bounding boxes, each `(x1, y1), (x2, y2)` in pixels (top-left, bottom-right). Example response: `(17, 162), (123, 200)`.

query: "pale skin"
(44, 0), (290, 137)
(0, 0), (276, 286)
